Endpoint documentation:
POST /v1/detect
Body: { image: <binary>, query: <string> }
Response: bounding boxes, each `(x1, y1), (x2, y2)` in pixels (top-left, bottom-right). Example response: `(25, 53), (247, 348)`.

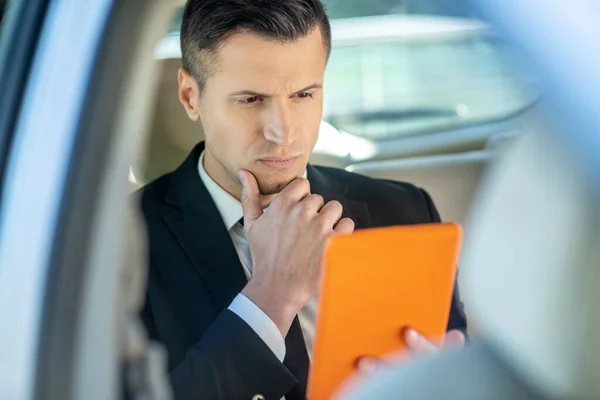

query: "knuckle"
(298, 204), (313, 219)
(317, 217), (333, 234)
(328, 200), (343, 212)
(324, 200), (343, 217)
(298, 177), (310, 188)
(293, 201), (311, 218)
(273, 192), (291, 207)
(310, 194), (324, 205)
(300, 179), (311, 195)
(290, 177), (310, 192)
(343, 217), (355, 229)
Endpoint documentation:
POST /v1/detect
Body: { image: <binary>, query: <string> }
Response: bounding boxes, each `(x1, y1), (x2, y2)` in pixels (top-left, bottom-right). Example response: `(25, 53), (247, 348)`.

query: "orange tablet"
(307, 223), (462, 400)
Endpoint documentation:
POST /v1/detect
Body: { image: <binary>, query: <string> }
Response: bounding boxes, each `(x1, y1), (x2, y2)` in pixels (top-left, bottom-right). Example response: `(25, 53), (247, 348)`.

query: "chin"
(256, 174), (300, 195)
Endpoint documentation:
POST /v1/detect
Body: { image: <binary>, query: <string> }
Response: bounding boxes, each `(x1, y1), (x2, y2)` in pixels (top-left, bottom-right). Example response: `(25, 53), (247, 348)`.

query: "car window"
(323, 28), (537, 141)
(164, 1), (537, 142)
(323, 0), (474, 19)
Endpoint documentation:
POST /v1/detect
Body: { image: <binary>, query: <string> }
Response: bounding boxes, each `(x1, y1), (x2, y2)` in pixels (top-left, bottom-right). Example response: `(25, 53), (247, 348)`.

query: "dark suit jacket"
(139, 142), (467, 400)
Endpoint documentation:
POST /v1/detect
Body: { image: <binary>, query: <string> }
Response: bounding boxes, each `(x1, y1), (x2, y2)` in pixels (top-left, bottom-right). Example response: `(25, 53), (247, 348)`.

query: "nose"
(262, 99), (297, 147)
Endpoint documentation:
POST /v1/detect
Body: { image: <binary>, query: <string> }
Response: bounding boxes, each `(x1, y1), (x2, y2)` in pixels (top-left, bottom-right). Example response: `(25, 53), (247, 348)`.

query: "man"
(139, 0), (467, 399)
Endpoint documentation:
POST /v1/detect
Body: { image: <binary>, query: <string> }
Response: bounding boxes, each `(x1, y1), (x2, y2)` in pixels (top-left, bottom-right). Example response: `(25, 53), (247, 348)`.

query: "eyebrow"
(294, 83), (323, 94)
(229, 83), (323, 98)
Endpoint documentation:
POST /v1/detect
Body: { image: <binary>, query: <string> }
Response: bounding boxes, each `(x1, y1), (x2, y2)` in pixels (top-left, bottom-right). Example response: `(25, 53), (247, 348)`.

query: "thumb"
(239, 170), (263, 224)
(444, 329), (466, 348)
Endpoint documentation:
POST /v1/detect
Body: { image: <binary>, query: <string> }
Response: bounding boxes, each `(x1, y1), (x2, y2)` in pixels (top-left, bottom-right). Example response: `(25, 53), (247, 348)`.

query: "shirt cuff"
(228, 293), (286, 362)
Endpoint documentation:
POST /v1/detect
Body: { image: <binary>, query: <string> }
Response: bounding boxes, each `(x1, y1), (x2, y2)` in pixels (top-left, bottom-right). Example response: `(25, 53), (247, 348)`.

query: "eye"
(237, 96), (264, 105)
(297, 92), (314, 99)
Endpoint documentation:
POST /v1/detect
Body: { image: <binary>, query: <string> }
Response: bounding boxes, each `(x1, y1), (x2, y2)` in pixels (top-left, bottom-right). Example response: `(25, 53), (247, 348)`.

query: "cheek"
(298, 99), (323, 147)
(202, 102), (262, 155)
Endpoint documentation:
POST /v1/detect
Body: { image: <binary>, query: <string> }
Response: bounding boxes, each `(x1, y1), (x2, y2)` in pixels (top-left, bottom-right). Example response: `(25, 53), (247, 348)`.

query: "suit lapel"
(162, 143), (247, 310)
(307, 165), (372, 229)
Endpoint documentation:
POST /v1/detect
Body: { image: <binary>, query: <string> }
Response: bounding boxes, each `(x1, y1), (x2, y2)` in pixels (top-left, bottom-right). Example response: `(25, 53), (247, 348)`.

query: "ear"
(178, 67), (201, 121)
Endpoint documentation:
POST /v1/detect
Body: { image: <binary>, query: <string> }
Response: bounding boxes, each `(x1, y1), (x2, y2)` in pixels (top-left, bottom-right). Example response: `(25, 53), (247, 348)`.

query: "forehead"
(207, 28), (328, 91)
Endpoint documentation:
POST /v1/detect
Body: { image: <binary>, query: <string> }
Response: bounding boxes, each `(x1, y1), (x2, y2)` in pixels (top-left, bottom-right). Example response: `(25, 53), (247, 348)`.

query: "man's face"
(179, 28), (328, 197)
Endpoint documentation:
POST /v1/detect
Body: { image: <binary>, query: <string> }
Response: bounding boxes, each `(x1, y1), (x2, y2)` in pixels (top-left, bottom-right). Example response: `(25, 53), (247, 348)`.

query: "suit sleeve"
(420, 189), (469, 335)
(141, 302), (297, 400)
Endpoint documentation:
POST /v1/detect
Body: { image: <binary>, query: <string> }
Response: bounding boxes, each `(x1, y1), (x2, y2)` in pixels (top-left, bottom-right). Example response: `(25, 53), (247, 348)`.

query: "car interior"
(133, 4), (538, 230)
(8, 0), (592, 399)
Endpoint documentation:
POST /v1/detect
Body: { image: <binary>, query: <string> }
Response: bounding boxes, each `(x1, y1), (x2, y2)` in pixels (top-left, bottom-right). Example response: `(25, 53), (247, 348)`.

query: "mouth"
(258, 156), (299, 170)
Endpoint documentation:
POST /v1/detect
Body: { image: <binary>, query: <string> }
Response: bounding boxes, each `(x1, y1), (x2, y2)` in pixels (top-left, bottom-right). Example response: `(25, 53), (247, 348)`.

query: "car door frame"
(0, 1), (172, 399)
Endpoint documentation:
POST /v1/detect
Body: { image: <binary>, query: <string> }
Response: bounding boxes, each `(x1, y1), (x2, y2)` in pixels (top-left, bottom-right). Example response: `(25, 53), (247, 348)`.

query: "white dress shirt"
(197, 151), (318, 363)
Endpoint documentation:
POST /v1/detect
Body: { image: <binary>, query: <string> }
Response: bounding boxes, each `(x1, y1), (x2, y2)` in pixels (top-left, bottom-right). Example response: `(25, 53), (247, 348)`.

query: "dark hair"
(180, 0), (331, 88)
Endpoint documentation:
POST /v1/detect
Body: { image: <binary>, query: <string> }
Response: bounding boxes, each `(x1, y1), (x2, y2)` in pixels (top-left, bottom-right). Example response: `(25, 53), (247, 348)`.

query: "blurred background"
(2, 0), (598, 399)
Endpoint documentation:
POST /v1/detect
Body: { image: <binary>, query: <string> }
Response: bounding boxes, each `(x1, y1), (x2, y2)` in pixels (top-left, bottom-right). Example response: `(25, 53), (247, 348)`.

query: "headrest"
(461, 126), (600, 398)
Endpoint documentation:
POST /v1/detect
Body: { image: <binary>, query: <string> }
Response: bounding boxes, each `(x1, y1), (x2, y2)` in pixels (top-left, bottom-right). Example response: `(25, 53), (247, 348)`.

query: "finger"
(300, 194), (325, 214)
(276, 177), (311, 204)
(333, 217), (355, 235)
(444, 329), (466, 348)
(403, 328), (438, 354)
(318, 200), (343, 229)
(239, 170), (263, 224)
(355, 356), (383, 375)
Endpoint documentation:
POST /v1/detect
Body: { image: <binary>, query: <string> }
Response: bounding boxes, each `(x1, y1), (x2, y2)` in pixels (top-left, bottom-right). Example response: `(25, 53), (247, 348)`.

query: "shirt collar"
(198, 152), (244, 231)
(197, 151), (307, 231)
